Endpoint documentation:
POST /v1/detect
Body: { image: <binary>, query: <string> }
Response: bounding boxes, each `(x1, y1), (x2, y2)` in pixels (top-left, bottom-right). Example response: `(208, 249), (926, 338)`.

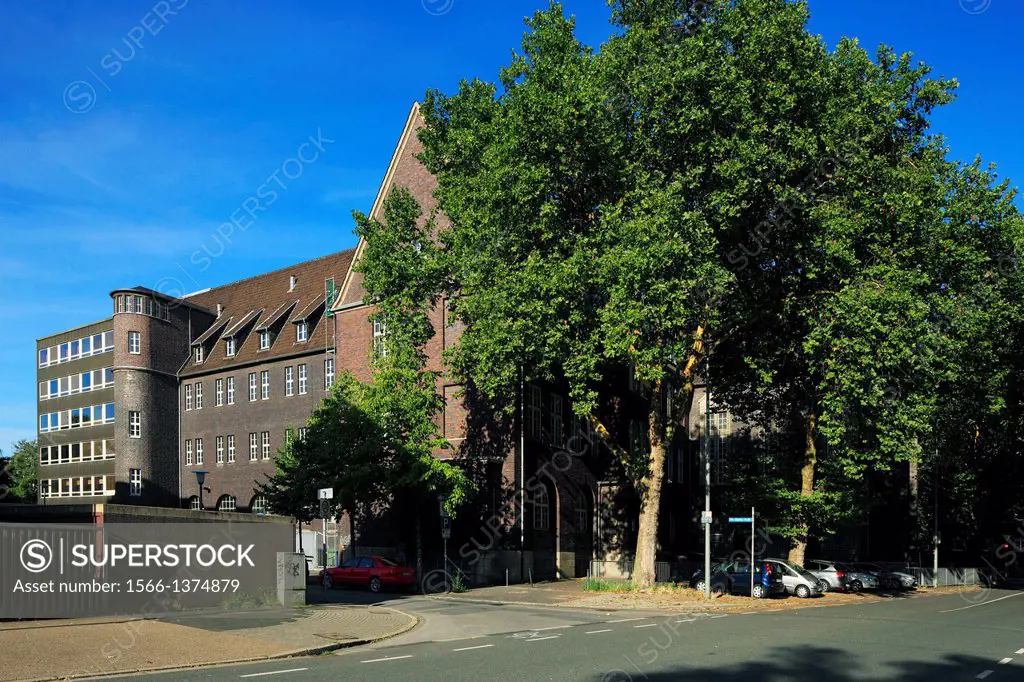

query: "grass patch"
(581, 578), (635, 592)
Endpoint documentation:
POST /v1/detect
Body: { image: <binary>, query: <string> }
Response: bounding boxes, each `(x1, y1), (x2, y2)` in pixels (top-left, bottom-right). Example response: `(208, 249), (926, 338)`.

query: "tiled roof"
(192, 316), (232, 346)
(223, 309), (262, 338)
(181, 249), (356, 376)
(256, 300), (298, 331)
(291, 293), (325, 322)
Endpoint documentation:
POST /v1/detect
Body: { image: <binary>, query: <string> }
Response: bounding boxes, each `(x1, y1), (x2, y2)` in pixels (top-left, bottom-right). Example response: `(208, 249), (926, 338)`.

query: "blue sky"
(0, 0), (1021, 456)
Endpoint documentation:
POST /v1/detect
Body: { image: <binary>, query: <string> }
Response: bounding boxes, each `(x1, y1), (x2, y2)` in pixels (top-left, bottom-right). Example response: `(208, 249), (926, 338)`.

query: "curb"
(7, 606), (420, 682)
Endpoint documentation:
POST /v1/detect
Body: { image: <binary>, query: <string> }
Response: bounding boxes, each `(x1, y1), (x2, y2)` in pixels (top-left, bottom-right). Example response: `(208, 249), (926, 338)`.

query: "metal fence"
(905, 566), (986, 588)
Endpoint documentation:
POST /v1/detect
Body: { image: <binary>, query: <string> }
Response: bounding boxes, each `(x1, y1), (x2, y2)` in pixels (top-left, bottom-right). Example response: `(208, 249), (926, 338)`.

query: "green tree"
(1, 439), (38, 502)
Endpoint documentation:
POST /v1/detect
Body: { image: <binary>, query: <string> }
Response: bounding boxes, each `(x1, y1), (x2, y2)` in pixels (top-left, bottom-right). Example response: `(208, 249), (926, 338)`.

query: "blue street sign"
(728, 517), (753, 523)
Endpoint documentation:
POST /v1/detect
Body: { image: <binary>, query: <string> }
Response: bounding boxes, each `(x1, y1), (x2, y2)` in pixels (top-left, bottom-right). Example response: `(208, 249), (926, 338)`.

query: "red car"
(319, 556), (417, 593)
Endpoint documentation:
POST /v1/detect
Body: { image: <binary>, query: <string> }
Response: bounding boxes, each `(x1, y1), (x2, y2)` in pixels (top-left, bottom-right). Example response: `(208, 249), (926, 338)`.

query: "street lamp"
(192, 470), (208, 511)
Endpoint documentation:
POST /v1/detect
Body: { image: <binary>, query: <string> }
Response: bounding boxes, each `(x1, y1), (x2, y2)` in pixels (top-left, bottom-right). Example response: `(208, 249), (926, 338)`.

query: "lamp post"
(192, 470), (208, 511)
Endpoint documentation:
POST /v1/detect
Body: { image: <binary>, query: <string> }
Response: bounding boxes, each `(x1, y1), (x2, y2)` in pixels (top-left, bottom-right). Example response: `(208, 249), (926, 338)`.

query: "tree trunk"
(633, 380), (667, 589)
(788, 412), (817, 567)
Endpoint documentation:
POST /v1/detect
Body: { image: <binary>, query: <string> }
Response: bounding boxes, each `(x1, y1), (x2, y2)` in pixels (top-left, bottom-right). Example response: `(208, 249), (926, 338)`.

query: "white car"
(807, 559), (878, 592)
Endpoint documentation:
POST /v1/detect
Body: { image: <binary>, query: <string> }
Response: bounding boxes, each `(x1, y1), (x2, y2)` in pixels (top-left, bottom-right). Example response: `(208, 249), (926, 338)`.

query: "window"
(103, 331), (114, 350)
(70, 339), (80, 360)
(226, 337), (236, 357)
(185, 384), (193, 411)
(129, 411), (141, 438)
(128, 331), (141, 354)
(576, 504), (588, 534)
(133, 295), (143, 314)
(285, 366), (294, 396)
(185, 439), (193, 466)
(129, 468), (142, 496)
(195, 382), (203, 409)
(81, 336), (91, 354)
(189, 496), (201, 510)
(372, 318), (387, 357)
(227, 434), (236, 463)
(711, 411), (730, 484)
(60, 343), (69, 361)
(259, 330), (270, 350)
(249, 433), (258, 461)
(261, 370), (270, 400)
(533, 486), (550, 531)
(298, 427), (308, 441)
(251, 495), (268, 515)
(298, 364), (308, 394)
(216, 378), (224, 406)
(325, 358), (335, 389)
(526, 385), (542, 438)
(227, 376), (235, 405)
(297, 321), (308, 343)
(248, 372), (257, 401)
(261, 431), (271, 460)
(550, 395), (563, 446)
(216, 435), (224, 464)
(218, 495), (236, 512)
(39, 348), (48, 367)
(194, 345), (204, 363)
(195, 438), (204, 465)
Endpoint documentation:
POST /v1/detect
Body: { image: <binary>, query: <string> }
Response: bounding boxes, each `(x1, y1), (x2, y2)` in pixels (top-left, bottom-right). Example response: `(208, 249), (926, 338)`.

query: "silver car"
(764, 558), (823, 598)
(809, 559), (878, 592)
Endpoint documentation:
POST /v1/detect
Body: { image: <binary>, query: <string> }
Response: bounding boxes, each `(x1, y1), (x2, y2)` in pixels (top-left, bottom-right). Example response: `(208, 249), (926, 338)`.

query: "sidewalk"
(0, 605), (418, 682)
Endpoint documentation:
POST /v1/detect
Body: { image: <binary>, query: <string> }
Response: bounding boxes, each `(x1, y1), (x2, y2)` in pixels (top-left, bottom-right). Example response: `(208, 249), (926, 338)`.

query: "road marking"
(585, 629), (613, 634)
(452, 644), (494, 652)
(361, 655), (413, 663)
(977, 671), (993, 679)
(526, 635), (561, 642)
(533, 624), (574, 631)
(1000, 658), (1013, 664)
(709, 614), (728, 619)
(1017, 649), (1024, 655)
(634, 623), (657, 628)
(607, 617), (645, 623)
(675, 619), (697, 623)
(941, 592), (1024, 613)
(240, 669), (309, 678)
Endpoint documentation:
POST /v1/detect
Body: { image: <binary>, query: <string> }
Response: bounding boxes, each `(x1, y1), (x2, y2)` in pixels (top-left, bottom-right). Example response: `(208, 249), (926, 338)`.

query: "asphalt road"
(95, 589), (1024, 682)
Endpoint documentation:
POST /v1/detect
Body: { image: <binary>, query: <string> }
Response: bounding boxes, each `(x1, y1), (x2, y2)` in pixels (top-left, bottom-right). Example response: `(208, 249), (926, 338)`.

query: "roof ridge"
(186, 248), (356, 298)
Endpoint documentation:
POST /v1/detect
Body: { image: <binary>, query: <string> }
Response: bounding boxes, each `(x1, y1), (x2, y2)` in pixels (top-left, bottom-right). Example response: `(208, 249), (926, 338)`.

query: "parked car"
(849, 562), (916, 590)
(763, 558), (823, 598)
(319, 556), (416, 593)
(690, 559), (786, 599)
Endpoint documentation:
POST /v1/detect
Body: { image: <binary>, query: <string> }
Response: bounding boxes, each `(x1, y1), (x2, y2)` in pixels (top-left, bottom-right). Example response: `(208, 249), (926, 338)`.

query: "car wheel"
(369, 576), (382, 593)
(849, 580), (863, 593)
(322, 574), (333, 590)
(694, 580), (707, 593)
(818, 581), (829, 593)
(795, 584), (810, 599)
(751, 584), (766, 599)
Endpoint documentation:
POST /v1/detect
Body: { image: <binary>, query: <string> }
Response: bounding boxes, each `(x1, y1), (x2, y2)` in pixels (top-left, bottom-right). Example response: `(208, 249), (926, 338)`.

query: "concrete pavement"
(95, 589), (1024, 681)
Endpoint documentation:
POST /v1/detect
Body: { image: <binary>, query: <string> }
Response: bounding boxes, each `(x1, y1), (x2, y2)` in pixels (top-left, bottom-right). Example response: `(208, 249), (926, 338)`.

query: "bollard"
(506, 568), (509, 587)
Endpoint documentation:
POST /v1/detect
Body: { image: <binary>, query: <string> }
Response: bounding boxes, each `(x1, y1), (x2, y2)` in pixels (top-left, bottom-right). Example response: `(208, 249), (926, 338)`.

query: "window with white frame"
(261, 431), (270, 460)
(298, 427), (308, 441)
(372, 318), (387, 358)
(248, 372), (257, 401)
(128, 411), (141, 438)
(195, 382), (203, 409)
(227, 376), (235, 404)
(533, 485), (550, 531)
(711, 410), (730, 484)
(218, 495), (236, 512)
(259, 330), (271, 350)
(526, 385), (542, 438)
(128, 331), (141, 354)
(189, 496), (201, 510)
(185, 384), (193, 411)
(550, 394), (563, 446)
(251, 495), (269, 515)
(226, 337), (236, 357)
(227, 434), (236, 463)
(261, 370), (270, 400)
(129, 468), (142, 496)
(216, 435), (224, 464)
(216, 378), (224, 406)
(296, 321), (308, 343)
(285, 366), (294, 396)
(195, 346), (204, 364)
(249, 433), (258, 461)
(325, 357), (335, 389)
(298, 364), (307, 394)
(195, 437), (204, 465)
(185, 439), (193, 466)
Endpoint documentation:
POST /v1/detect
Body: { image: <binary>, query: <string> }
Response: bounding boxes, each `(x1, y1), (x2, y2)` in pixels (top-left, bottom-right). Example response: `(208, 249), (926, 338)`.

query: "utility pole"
(703, 362), (712, 600)
(933, 449), (940, 587)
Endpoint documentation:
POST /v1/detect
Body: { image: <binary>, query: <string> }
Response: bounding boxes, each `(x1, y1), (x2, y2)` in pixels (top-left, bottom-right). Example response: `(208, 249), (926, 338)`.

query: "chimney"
(289, 275), (297, 292)
(216, 303), (223, 317)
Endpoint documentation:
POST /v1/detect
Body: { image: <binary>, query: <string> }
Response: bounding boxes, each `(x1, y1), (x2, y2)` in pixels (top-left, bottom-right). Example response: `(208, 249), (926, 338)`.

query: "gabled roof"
(256, 300), (298, 332)
(192, 317), (231, 347)
(223, 309), (262, 338)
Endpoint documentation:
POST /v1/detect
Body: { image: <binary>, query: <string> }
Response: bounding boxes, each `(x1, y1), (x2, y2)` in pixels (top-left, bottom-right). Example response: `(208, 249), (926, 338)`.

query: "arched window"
(188, 496), (201, 510)
(217, 495), (236, 512)
(533, 486), (550, 531)
(251, 495), (268, 515)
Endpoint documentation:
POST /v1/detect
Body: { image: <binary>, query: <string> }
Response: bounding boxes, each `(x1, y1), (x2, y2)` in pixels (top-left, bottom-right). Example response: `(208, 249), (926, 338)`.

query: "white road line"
(977, 671), (993, 679)
(526, 635), (562, 642)
(452, 644), (494, 652)
(941, 592), (1024, 613)
(607, 617), (645, 623)
(533, 624), (574, 631)
(634, 623), (658, 629)
(1017, 649), (1024, 655)
(675, 619), (697, 623)
(709, 614), (728, 619)
(999, 658), (1013, 665)
(361, 655), (414, 664)
(240, 669), (309, 678)
(585, 629), (613, 634)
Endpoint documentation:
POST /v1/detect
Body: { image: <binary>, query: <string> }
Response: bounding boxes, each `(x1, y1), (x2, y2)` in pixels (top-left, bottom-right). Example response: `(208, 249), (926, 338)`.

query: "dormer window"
(194, 346), (204, 364)
(259, 330), (271, 351)
(297, 321), (308, 343)
(226, 337), (236, 357)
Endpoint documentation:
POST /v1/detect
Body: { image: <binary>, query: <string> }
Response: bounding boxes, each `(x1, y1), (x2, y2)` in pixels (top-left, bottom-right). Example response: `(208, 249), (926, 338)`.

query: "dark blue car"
(690, 559), (787, 598)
